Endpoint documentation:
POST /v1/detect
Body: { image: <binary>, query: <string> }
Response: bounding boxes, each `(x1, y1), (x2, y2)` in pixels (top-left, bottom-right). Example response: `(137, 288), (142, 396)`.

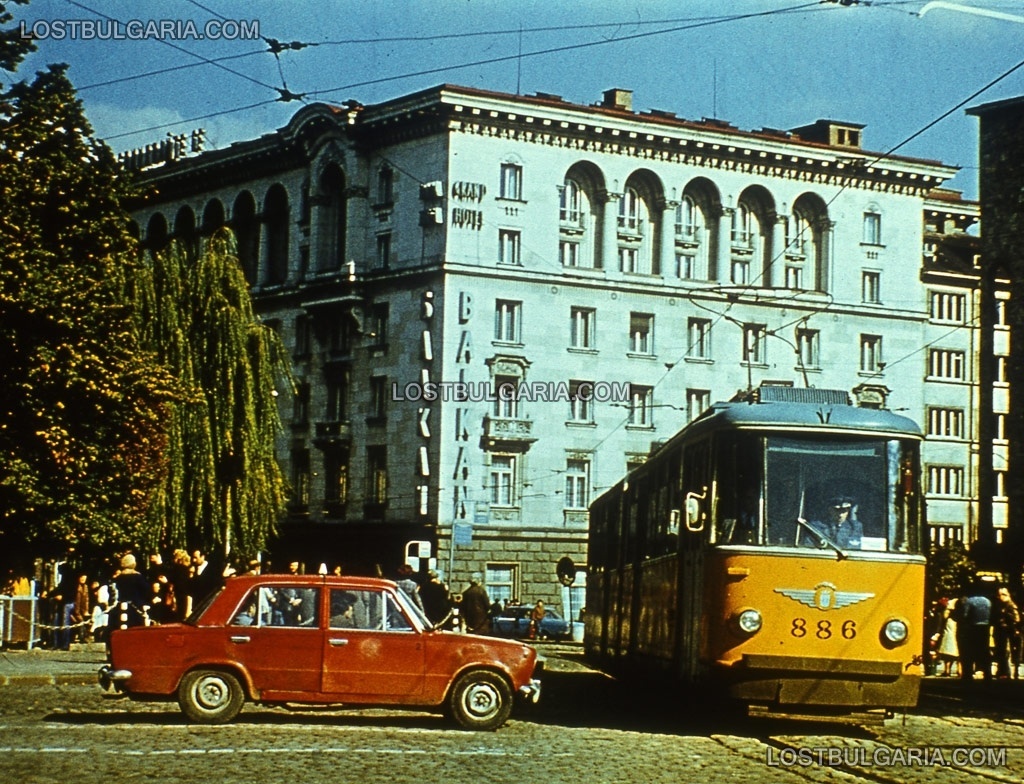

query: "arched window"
(232, 192), (259, 285)
(316, 165), (347, 273)
(618, 187), (642, 233)
(789, 194), (829, 292)
(145, 212), (168, 252)
(201, 199), (225, 235)
(675, 181), (720, 282)
(263, 184), (290, 285)
(174, 205), (198, 256)
(559, 167), (599, 269)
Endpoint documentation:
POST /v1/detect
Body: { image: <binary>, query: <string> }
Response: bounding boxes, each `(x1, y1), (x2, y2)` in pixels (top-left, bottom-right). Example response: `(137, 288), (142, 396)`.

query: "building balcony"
(481, 416), (538, 452)
(313, 420), (352, 448)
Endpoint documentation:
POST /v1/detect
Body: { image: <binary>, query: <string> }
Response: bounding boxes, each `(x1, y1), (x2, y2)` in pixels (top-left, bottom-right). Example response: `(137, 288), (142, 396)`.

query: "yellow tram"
(585, 386), (925, 721)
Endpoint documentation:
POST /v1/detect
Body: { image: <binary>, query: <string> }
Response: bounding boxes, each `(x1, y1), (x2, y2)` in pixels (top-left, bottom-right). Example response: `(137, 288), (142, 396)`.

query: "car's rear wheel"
(178, 669), (245, 724)
(447, 670), (513, 731)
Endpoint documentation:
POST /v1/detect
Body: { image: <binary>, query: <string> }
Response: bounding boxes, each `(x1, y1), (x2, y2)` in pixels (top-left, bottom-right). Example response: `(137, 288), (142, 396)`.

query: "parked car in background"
(99, 575), (541, 730)
(492, 605), (571, 641)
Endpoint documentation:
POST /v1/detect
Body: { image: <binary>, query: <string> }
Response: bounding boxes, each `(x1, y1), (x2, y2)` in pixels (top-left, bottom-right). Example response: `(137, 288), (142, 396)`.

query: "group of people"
(929, 583), (1022, 681)
(29, 548), (235, 647)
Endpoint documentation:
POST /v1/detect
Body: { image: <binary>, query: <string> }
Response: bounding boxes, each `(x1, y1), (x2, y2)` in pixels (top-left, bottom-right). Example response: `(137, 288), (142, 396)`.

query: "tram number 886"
(791, 618), (857, 640)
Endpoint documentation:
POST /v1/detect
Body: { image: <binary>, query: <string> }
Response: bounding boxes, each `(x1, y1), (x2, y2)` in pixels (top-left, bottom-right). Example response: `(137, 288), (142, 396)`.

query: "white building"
(130, 84), (977, 612)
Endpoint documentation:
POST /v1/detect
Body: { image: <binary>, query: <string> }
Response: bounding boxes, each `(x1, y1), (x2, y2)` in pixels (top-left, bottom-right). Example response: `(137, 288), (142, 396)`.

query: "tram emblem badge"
(775, 582), (875, 611)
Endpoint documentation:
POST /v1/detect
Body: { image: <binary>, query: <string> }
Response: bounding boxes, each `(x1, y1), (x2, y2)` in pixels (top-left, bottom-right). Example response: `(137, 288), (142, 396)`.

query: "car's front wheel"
(178, 669), (245, 724)
(447, 670), (513, 731)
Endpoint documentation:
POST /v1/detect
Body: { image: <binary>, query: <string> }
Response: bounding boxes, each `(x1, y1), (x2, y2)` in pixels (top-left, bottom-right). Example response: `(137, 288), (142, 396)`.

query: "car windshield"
(184, 587), (222, 624)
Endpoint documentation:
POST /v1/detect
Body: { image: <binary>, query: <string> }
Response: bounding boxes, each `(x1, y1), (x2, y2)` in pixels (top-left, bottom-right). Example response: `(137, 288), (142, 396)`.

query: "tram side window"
(765, 437), (889, 551)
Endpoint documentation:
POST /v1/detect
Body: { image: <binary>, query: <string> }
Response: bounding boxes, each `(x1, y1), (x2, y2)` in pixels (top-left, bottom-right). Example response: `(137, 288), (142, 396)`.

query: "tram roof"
(676, 395), (923, 446)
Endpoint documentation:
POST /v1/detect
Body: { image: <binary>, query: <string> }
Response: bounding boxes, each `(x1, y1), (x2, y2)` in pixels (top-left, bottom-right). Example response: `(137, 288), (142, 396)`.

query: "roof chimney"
(602, 88), (633, 112)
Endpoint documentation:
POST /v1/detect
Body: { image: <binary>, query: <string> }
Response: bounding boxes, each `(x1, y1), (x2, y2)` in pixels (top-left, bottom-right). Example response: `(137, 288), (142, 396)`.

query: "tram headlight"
(734, 608), (763, 635)
(882, 618), (909, 647)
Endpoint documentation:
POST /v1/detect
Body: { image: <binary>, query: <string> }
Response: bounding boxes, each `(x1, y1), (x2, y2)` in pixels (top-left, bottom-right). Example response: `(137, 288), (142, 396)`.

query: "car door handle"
(230, 635), (251, 644)
(329, 638), (349, 647)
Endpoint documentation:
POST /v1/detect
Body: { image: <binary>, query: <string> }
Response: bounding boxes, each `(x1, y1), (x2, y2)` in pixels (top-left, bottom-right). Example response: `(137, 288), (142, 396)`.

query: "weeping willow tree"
(129, 229), (292, 560)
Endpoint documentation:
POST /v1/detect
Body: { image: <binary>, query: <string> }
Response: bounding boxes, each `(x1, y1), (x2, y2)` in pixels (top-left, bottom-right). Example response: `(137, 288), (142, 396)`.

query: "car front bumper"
(98, 664), (132, 691)
(518, 678), (542, 704)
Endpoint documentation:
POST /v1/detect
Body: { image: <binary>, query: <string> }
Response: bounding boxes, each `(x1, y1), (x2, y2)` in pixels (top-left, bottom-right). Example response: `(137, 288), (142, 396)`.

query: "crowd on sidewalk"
(927, 580), (1022, 682)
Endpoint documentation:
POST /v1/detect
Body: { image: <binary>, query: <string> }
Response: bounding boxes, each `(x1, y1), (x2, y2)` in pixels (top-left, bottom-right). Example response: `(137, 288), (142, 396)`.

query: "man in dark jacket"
(954, 584), (993, 682)
(460, 572), (491, 634)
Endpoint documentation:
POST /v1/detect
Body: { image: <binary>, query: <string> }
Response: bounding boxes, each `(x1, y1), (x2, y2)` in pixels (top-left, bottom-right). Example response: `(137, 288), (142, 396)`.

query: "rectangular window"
(376, 166), (394, 205)
(485, 564), (517, 606)
(293, 382), (310, 425)
(294, 315), (312, 356)
(492, 374), (519, 419)
(498, 229), (521, 266)
(369, 375), (387, 421)
(863, 212), (882, 245)
(784, 264), (803, 289)
(742, 324), (766, 365)
(559, 240), (579, 267)
(568, 380), (594, 423)
(731, 258), (750, 285)
(291, 448), (310, 506)
(370, 303), (389, 350)
(796, 328), (820, 369)
(490, 454), (517, 506)
(494, 299), (522, 343)
(928, 465), (964, 497)
(927, 407), (965, 439)
(366, 446), (388, 505)
(326, 371), (349, 421)
(688, 317), (712, 360)
(929, 291), (966, 323)
(570, 307), (595, 349)
(675, 253), (696, 280)
(862, 271), (881, 304)
(619, 246), (639, 273)
(324, 449), (349, 506)
(564, 459), (591, 510)
(628, 385), (653, 427)
(500, 163), (522, 200)
(928, 348), (965, 381)
(686, 388), (710, 421)
(375, 232), (391, 269)
(629, 312), (653, 355)
(860, 334), (883, 373)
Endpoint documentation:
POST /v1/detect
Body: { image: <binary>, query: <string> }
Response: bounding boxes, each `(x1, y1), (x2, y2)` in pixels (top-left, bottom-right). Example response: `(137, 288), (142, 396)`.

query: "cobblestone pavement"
(0, 644), (1022, 784)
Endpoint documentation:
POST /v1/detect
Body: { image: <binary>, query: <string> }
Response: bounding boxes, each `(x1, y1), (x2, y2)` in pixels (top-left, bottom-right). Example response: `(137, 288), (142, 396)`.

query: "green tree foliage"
(0, 61), (175, 569)
(128, 231), (292, 561)
(926, 540), (976, 603)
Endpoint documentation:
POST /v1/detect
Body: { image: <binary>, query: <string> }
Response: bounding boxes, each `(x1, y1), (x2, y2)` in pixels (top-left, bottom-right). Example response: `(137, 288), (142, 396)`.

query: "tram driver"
(800, 496), (863, 550)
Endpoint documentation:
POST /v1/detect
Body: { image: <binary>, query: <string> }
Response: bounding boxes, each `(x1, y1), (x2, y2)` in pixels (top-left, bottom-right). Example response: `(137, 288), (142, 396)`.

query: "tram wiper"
(796, 517), (849, 561)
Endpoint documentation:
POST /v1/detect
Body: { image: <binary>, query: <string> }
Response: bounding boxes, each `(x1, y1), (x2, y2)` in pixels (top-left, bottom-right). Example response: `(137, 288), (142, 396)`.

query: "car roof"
(226, 574), (400, 590)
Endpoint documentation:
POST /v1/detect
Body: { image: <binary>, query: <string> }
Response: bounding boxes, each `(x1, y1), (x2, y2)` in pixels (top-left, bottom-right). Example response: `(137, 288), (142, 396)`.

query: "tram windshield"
(715, 434), (922, 555)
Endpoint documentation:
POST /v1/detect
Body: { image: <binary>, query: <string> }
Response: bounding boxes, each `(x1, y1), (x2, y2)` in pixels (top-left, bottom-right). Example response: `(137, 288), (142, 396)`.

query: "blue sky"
(7, 0), (1024, 200)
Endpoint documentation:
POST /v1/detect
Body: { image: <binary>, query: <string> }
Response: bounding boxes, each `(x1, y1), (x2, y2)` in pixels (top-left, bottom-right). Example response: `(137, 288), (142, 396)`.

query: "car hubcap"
(194, 676), (229, 711)
(462, 681), (500, 719)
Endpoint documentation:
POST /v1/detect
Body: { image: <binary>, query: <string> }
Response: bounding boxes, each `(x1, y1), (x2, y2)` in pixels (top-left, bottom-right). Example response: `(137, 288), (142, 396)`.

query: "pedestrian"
(934, 598), (959, 677)
(396, 564), (424, 612)
(954, 583), (992, 683)
(168, 549), (192, 620)
(993, 585), (1021, 679)
(529, 599), (546, 640)
(52, 564), (78, 650)
(420, 570), (451, 626)
(113, 554), (150, 629)
(460, 572), (491, 634)
(72, 573), (91, 643)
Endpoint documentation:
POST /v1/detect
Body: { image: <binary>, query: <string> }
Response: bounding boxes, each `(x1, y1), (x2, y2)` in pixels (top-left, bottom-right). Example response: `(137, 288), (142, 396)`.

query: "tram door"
(676, 438), (711, 682)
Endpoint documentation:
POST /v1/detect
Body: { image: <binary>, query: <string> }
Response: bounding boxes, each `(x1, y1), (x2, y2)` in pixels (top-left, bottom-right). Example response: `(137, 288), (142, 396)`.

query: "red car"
(99, 575), (541, 731)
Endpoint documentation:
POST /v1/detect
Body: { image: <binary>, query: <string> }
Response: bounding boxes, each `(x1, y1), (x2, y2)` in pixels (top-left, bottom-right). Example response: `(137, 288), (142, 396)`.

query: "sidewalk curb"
(0, 673), (99, 687)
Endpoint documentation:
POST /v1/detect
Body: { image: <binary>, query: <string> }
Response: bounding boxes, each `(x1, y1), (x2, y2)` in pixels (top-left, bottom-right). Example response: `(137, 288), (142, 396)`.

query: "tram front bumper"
(725, 654), (920, 708)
